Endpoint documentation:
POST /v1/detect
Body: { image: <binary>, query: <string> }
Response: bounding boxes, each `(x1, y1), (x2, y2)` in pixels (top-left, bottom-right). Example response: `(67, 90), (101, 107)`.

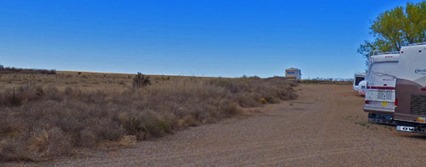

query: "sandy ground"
(6, 84), (426, 167)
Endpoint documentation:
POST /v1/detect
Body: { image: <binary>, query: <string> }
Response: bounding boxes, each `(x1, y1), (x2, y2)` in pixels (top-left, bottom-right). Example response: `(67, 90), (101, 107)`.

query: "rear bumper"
(363, 105), (394, 114)
(396, 121), (426, 134)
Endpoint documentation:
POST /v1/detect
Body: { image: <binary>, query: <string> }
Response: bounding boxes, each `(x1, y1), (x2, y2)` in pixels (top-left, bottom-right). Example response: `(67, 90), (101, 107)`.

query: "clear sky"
(0, 0), (423, 78)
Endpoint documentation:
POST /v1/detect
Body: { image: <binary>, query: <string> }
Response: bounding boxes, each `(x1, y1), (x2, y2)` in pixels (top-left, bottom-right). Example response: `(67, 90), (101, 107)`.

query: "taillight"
(394, 98), (398, 106)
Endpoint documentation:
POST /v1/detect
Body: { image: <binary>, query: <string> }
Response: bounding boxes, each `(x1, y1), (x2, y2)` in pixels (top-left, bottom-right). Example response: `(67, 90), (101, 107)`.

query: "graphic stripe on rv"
(367, 86), (395, 90)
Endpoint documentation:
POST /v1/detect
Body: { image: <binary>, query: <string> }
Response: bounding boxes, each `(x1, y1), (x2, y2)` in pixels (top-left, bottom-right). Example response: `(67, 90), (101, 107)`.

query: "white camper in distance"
(357, 80), (367, 96)
(353, 73), (365, 93)
(285, 68), (302, 80)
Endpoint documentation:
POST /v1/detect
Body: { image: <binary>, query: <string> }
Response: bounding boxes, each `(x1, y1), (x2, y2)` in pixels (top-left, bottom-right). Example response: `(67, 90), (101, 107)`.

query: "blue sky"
(0, 0), (423, 78)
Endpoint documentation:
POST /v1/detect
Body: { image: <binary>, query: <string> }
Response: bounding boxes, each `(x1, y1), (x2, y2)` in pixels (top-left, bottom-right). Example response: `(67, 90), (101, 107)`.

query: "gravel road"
(7, 84), (426, 167)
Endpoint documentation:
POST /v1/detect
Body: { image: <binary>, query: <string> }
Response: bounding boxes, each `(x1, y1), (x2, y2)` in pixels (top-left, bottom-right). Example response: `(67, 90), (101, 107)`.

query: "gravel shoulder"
(7, 84), (426, 167)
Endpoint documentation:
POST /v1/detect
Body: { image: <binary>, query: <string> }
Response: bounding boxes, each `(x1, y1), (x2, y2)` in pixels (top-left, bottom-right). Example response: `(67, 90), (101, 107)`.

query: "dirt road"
(9, 84), (426, 166)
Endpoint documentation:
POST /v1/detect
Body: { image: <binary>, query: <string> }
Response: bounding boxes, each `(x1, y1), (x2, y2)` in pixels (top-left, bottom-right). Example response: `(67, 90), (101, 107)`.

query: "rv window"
(355, 77), (363, 85)
(370, 62), (398, 75)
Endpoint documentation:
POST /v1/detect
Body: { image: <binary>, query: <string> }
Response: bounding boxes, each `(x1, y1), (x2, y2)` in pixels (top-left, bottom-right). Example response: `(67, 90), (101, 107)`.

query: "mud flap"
(368, 113), (397, 125)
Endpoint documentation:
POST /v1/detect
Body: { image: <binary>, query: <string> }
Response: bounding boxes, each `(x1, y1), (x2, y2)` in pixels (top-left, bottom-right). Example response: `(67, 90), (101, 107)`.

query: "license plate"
(367, 90), (395, 102)
(381, 102), (388, 107)
(377, 90), (392, 101)
(396, 126), (415, 132)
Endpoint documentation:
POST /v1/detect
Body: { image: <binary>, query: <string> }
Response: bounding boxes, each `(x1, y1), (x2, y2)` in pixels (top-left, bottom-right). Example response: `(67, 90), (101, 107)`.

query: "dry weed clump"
(210, 77), (297, 107)
(0, 76), (296, 162)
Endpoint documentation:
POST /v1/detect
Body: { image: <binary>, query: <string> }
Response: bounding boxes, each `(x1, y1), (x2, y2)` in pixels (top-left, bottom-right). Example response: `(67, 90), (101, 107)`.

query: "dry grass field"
(10, 84), (426, 167)
(0, 71), (297, 162)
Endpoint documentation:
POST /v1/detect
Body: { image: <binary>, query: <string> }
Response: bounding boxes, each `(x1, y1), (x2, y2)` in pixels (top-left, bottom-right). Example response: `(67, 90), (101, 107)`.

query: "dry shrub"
(0, 76), (296, 162)
(0, 127), (72, 162)
(27, 128), (72, 160)
(210, 77), (297, 107)
(0, 88), (24, 107)
(133, 72), (151, 88)
(118, 135), (137, 147)
(117, 110), (172, 140)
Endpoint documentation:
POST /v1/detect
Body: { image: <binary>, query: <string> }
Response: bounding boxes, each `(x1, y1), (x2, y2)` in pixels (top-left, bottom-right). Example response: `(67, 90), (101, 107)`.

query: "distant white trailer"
(285, 68), (301, 80)
(353, 73), (366, 92)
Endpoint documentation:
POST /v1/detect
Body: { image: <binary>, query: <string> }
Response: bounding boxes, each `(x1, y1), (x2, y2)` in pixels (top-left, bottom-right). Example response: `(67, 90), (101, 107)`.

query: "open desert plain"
(3, 74), (426, 167)
(3, 1), (426, 167)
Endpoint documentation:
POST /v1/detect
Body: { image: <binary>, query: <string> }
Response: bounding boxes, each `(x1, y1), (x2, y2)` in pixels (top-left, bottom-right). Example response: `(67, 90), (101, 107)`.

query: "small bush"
(5, 88), (23, 107)
(118, 111), (172, 140)
(133, 72), (151, 88)
(0, 127), (72, 161)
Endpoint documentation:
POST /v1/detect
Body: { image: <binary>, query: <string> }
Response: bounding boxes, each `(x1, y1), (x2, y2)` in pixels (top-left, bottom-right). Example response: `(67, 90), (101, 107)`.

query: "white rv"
(363, 52), (400, 125)
(391, 43), (426, 133)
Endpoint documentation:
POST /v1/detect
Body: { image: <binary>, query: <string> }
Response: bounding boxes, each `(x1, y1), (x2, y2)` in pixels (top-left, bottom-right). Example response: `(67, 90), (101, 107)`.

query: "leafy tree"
(358, 2), (426, 58)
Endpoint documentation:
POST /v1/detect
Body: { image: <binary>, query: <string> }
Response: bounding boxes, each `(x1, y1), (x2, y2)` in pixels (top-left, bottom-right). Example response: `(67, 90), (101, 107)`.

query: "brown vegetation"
(0, 65), (56, 75)
(300, 78), (352, 85)
(0, 72), (297, 162)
